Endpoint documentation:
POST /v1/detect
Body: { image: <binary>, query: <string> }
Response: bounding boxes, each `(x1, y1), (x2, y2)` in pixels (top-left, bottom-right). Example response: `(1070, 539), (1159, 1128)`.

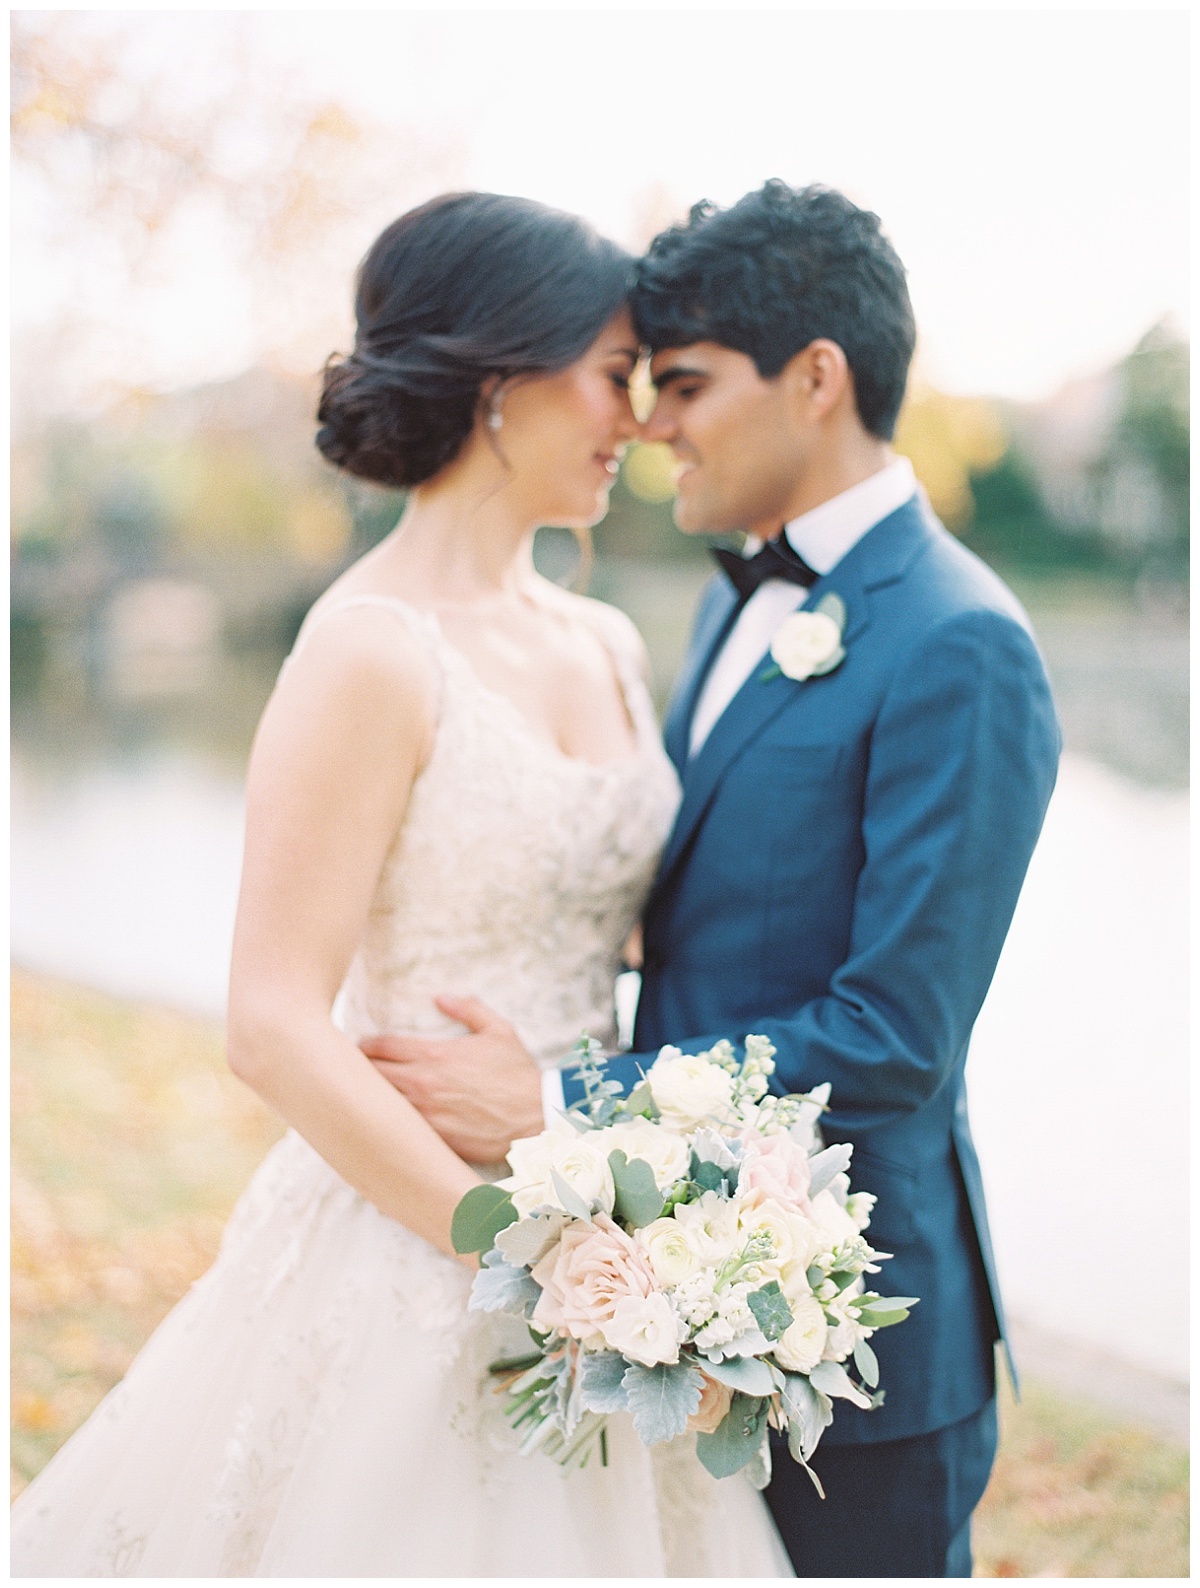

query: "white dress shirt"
(541, 454), (918, 1123)
(688, 455), (917, 757)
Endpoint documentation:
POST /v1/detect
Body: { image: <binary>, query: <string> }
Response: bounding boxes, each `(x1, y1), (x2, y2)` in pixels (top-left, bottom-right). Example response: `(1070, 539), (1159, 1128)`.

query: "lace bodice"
(291, 592), (681, 1069)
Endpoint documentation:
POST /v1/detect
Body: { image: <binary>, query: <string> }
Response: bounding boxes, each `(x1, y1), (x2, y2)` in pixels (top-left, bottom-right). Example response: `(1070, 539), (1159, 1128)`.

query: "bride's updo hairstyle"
(317, 192), (634, 487)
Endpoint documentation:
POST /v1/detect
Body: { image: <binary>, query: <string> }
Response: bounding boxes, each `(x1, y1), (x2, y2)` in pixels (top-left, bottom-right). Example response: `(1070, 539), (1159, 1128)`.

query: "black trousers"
(764, 1399), (998, 1578)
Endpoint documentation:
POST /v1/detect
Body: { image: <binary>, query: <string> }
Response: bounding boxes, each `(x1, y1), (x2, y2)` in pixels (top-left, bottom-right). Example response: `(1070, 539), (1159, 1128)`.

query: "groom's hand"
(359, 995), (544, 1165)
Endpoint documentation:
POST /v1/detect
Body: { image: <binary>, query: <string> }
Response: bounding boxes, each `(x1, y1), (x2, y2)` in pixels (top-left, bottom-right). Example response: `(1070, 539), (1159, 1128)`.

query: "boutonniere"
(760, 592), (847, 682)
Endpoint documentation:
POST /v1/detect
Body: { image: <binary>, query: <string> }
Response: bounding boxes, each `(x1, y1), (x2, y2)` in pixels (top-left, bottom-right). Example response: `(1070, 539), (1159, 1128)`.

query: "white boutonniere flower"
(761, 592), (847, 682)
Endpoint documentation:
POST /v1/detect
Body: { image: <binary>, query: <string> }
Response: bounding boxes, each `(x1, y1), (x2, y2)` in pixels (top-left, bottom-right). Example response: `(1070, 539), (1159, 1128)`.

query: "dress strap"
(280, 594), (444, 712)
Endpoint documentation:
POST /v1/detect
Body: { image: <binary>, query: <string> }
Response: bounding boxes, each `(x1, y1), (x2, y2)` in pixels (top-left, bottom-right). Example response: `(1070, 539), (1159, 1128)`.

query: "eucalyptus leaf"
(779, 1372), (834, 1462)
(808, 1359), (874, 1409)
(695, 1393), (769, 1479)
(807, 1142), (854, 1200)
(625, 1080), (659, 1118)
(747, 1281), (794, 1342)
(784, 1426), (827, 1498)
(814, 591), (847, 630)
(856, 1295), (919, 1329)
(451, 1184), (519, 1255)
(578, 1352), (632, 1414)
(550, 1168), (594, 1222)
(608, 1150), (665, 1229)
(621, 1362), (705, 1445)
(853, 1337), (880, 1389)
(701, 1355), (777, 1397)
(690, 1160), (728, 1194)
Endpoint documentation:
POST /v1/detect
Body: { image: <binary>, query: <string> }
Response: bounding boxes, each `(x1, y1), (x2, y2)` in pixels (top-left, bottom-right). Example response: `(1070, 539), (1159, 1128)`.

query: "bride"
(11, 192), (792, 1577)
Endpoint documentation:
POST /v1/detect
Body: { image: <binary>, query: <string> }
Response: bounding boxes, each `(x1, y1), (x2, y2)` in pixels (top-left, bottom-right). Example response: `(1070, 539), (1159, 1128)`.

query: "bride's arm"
(226, 607), (479, 1257)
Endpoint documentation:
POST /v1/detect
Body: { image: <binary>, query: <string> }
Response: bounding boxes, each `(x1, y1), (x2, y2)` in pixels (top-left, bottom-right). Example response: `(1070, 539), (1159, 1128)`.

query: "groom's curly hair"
(633, 181), (916, 440)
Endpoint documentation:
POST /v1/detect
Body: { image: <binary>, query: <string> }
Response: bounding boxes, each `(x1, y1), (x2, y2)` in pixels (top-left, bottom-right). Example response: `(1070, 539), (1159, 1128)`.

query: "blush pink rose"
(530, 1214), (657, 1343)
(738, 1131), (813, 1211)
(687, 1372), (735, 1434)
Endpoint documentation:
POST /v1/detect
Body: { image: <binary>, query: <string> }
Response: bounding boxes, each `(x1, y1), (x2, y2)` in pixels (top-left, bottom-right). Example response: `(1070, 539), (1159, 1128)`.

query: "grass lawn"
(10, 969), (1189, 1575)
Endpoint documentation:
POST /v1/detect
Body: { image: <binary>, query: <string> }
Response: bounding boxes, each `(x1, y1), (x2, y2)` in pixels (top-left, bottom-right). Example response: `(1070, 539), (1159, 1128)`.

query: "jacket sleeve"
(565, 608), (1061, 1131)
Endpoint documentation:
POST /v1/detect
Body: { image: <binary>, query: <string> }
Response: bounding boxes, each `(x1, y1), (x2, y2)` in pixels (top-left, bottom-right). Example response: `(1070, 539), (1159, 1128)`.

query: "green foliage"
(695, 1393), (770, 1479)
(608, 1150), (665, 1229)
(450, 1184), (518, 1254)
(746, 1281), (794, 1342)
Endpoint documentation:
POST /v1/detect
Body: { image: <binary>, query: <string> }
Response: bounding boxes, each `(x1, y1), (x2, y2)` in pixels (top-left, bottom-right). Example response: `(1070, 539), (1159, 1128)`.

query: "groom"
(364, 181), (1061, 1576)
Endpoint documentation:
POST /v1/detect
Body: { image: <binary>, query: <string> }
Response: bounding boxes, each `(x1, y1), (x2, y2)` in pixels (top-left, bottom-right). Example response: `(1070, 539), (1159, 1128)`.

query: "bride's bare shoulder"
(270, 593), (439, 735)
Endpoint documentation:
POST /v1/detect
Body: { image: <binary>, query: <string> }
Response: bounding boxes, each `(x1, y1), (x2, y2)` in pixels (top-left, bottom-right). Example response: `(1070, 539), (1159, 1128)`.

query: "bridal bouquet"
(451, 1035), (916, 1491)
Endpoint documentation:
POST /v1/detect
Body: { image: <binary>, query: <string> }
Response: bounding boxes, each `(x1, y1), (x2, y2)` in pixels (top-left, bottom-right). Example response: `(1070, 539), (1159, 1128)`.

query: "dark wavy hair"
(633, 181), (915, 440)
(317, 192), (634, 487)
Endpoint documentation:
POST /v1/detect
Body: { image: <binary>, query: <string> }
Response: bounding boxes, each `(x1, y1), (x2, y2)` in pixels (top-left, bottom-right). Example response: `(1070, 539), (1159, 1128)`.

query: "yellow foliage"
(623, 442), (679, 504)
(894, 386), (1007, 529)
(289, 488), (352, 564)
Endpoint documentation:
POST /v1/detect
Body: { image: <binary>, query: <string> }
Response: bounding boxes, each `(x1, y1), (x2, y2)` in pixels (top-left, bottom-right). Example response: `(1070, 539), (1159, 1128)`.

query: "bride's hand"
(360, 995), (544, 1165)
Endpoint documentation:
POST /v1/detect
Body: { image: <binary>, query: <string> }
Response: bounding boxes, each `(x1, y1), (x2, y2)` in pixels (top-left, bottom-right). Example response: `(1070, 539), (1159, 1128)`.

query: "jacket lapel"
(663, 576), (740, 772)
(654, 496), (933, 889)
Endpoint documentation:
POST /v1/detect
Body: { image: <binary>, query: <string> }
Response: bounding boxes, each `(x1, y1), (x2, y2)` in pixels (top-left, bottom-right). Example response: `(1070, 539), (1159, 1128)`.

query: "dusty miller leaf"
(468, 1254), (541, 1316)
(578, 1351), (631, 1414)
(807, 1142), (854, 1200)
(621, 1362), (705, 1445)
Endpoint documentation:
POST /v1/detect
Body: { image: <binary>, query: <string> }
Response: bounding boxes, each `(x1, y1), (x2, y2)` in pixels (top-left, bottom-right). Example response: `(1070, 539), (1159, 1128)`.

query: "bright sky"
(14, 7), (1190, 405)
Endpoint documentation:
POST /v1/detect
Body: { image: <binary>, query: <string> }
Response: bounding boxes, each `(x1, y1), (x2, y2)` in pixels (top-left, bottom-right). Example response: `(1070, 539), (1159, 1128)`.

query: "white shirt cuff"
(540, 1066), (566, 1128)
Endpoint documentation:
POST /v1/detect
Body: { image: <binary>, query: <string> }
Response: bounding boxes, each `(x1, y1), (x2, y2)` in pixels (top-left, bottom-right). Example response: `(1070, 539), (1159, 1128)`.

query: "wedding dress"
(11, 594), (793, 1579)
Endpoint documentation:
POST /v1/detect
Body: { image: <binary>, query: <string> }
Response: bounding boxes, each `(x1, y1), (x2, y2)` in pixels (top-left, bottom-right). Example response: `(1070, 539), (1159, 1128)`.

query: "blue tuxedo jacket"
(565, 495), (1061, 1445)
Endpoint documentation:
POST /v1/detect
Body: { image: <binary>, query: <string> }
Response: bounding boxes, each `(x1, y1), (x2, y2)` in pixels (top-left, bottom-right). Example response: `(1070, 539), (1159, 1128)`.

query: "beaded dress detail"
(11, 594), (792, 1579)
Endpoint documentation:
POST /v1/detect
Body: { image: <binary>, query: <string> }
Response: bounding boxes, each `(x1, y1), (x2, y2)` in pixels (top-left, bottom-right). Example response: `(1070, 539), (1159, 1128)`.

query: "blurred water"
(10, 736), (1187, 1379)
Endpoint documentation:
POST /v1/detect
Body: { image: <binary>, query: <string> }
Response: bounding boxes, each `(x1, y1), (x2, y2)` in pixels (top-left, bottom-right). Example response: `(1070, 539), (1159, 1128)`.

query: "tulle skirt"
(11, 1131), (792, 1578)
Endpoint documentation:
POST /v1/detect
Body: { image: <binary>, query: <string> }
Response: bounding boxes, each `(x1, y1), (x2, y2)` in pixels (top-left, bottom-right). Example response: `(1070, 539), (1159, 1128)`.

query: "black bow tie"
(710, 535), (819, 603)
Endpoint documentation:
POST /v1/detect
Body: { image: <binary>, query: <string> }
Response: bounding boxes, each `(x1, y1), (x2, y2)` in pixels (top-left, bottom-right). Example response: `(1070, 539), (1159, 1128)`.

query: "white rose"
(770, 610), (843, 681)
(636, 1217), (704, 1287)
(601, 1292), (682, 1366)
(603, 1118), (691, 1191)
(501, 1127), (615, 1218)
(772, 1293), (828, 1373)
(648, 1052), (736, 1132)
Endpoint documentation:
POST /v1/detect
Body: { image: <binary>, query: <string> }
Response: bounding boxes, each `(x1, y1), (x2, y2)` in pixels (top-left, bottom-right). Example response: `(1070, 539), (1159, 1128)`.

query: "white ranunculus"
(636, 1217), (704, 1288)
(770, 611), (843, 681)
(648, 1052), (736, 1132)
(601, 1292), (682, 1366)
(501, 1126), (615, 1219)
(673, 1191), (741, 1263)
(772, 1293), (829, 1374)
(603, 1117), (691, 1191)
(737, 1196), (820, 1272)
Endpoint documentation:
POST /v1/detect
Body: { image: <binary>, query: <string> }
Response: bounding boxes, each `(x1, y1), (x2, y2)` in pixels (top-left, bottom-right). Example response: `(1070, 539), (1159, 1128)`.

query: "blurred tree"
(11, 12), (462, 416)
(893, 385), (1007, 529)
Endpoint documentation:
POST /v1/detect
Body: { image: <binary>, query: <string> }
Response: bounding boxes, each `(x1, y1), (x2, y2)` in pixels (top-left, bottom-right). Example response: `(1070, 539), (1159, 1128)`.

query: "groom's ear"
(780, 339), (852, 426)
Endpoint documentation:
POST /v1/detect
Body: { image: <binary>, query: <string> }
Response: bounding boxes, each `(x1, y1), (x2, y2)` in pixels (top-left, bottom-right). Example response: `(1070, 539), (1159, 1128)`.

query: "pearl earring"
(488, 406), (503, 432)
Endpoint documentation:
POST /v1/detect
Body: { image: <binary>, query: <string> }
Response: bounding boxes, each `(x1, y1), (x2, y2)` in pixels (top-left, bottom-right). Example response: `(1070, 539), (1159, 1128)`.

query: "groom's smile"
(643, 341), (816, 542)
